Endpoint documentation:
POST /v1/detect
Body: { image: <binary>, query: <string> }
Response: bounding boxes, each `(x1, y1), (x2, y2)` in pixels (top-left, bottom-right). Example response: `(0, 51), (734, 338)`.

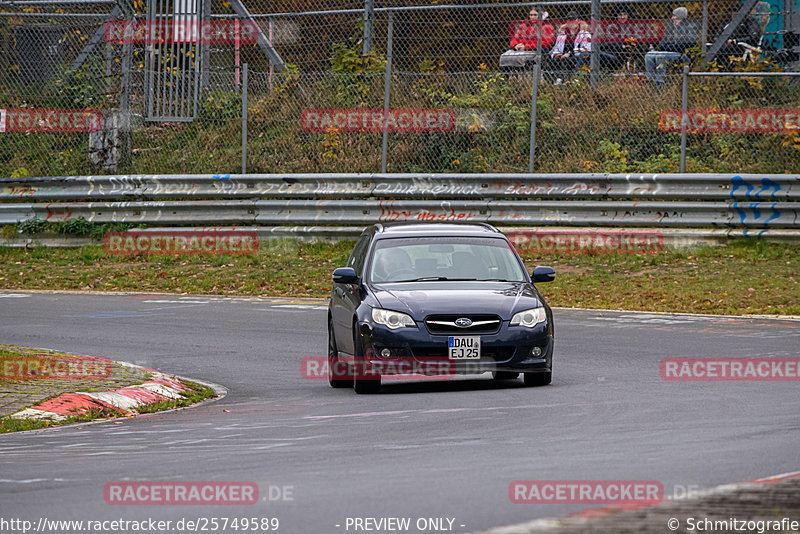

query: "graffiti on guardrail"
(7, 186), (36, 197)
(44, 203), (73, 222)
(3, 174), (797, 202)
(730, 176), (783, 200)
(730, 176), (786, 230)
(378, 200), (481, 223)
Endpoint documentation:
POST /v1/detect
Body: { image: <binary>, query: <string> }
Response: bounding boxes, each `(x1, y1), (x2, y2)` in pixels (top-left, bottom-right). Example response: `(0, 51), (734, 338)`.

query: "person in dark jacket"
(712, 9), (762, 68)
(602, 8), (645, 70)
(645, 7), (700, 86)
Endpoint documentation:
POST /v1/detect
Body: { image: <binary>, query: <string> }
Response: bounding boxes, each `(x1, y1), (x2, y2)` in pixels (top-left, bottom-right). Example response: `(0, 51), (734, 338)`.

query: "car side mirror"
(333, 267), (359, 284)
(531, 266), (556, 283)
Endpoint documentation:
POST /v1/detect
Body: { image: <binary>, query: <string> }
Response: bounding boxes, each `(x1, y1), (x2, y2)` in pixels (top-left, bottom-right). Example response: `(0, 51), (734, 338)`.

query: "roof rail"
(475, 222), (499, 233)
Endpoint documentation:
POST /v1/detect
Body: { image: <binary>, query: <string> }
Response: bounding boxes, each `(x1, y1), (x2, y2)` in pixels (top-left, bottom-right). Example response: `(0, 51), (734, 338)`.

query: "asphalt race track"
(1, 291), (798, 533)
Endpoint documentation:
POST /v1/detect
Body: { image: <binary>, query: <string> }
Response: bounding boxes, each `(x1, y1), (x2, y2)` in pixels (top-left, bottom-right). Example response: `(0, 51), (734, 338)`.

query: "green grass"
(1, 238), (797, 315)
(0, 406), (128, 433)
(529, 239), (799, 315)
(135, 379), (216, 414)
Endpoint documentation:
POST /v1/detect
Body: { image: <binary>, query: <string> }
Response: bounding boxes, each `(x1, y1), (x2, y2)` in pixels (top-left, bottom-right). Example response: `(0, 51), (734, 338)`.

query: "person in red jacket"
(510, 7), (555, 51)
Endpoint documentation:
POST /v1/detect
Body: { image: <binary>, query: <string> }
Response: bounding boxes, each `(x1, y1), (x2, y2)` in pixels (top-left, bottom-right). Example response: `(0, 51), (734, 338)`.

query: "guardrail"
(0, 174), (798, 230)
(2, 174), (798, 201)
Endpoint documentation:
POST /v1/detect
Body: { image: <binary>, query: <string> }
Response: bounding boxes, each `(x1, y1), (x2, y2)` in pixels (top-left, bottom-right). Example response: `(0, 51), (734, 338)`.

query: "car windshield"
(368, 236), (527, 283)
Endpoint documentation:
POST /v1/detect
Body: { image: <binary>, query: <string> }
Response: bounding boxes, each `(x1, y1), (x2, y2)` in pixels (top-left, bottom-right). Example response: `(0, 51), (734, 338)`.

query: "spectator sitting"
(573, 21), (618, 72)
(602, 8), (643, 70)
(645, 7), (700, 88)
(510, 7), (555, 52)
(500, 7), (555, 71)
(712, 8), (762, 68)
(548, 12), (583, 84)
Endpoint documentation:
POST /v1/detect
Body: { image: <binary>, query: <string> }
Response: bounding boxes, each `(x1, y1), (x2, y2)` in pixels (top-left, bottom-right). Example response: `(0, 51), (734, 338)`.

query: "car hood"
(370, 281), (542, 319)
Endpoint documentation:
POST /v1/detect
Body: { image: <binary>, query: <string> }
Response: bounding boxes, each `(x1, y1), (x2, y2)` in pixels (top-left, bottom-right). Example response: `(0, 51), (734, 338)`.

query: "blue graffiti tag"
(730, 201), (781, 231)
(212, 174), (231, 180)
(730, 176), (754, 199)
(756, 178), (780, 199)
(730, 176), (783, 231)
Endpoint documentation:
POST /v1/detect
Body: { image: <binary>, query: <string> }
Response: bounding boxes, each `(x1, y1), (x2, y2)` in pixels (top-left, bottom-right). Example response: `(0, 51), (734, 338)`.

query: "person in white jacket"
(548, 12), (583, 84)
(574, 21), (593, 70)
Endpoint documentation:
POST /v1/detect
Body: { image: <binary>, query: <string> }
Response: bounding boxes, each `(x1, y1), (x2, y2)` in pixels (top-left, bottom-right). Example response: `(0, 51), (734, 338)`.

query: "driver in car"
(373, 248), (415, 282)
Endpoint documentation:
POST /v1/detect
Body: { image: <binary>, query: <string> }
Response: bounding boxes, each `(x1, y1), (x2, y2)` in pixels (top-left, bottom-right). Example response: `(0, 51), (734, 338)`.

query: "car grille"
(424, 314), (502, 335)
(411, 346), (516, 361)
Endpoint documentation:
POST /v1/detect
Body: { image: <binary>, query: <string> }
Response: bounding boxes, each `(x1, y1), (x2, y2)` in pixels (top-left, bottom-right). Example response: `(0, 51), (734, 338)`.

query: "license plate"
(448, 336), (481, 360)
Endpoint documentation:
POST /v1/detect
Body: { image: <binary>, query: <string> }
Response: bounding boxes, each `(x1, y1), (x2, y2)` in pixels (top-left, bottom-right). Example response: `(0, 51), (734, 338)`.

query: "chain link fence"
(0, 0), (798, 178)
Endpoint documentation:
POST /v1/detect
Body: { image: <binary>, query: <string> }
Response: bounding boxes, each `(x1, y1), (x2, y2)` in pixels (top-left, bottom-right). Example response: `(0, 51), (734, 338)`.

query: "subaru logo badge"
(455, 318), (473, 328)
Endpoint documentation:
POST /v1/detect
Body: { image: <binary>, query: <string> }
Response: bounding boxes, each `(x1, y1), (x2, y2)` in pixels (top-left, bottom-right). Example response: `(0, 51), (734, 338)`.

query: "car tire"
(523, 371), (552, 386)
(492, 371), (520, 380)
(328, 318), (353, 388)
(353, 325), (380, 394)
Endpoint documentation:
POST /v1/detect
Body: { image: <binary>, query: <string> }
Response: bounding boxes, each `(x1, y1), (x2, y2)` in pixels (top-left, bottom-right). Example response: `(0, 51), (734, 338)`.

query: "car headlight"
(372, 308), (416, 329)
(510, 307), (546, 328)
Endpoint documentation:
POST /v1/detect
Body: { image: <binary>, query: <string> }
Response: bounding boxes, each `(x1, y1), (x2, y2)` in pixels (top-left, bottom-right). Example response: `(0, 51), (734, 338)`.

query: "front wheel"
(353, 326), (380, 394)
(328, 319), (352, 388)
(523, 372), (551, 387)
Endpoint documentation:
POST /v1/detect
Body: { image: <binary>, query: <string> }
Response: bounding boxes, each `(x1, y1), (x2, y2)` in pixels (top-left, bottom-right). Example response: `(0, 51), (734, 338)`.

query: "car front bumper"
(358, 319), (553, 375)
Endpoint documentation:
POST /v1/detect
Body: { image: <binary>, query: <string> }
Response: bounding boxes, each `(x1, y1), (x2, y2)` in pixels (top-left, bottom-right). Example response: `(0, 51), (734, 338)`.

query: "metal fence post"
(529, 61), (540, 173)
(242, 63), (248, 174)
(381, 11), (394, 173)
(590, 0), (600, 89)
(363, 0), (375, 55)
(680, 65), (689, 173)
(702, 0), (709, 55)
(200, 0), (211, 90)
(120, 31), (133, 169)
(269, 16), (274, 94)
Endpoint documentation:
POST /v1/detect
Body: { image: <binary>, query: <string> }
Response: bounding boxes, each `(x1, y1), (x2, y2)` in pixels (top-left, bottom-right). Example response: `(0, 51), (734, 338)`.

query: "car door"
(332, 233), (370, 356)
